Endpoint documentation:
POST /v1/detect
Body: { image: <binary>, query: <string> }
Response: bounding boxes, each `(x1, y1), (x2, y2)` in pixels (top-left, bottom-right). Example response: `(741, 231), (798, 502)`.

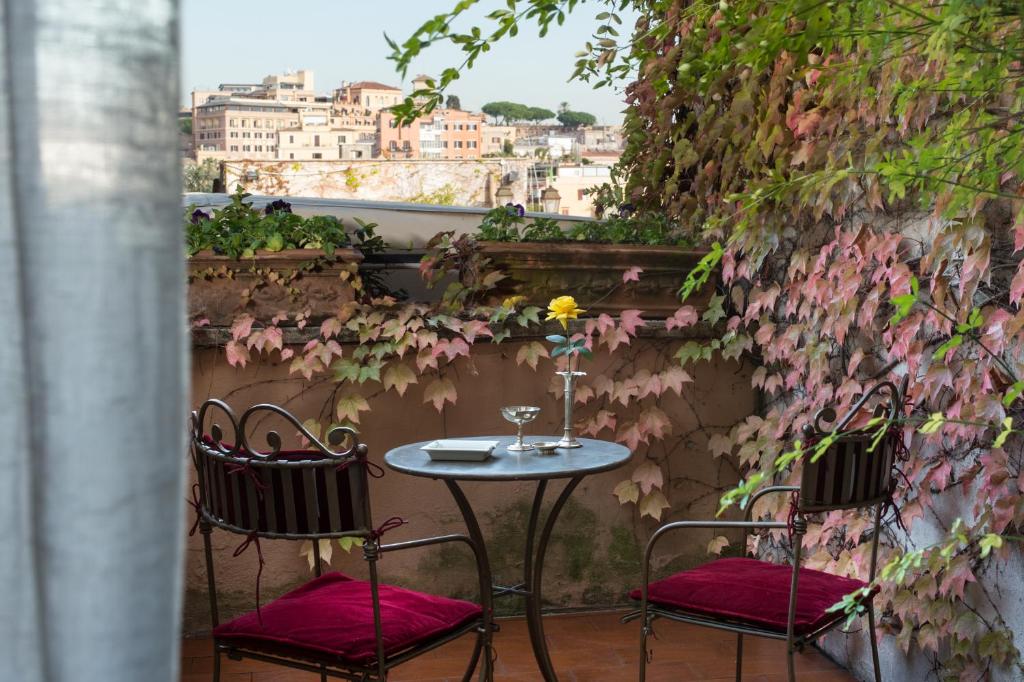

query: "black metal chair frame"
(629, 378), (908, 682)
(189, 399), (495, 681)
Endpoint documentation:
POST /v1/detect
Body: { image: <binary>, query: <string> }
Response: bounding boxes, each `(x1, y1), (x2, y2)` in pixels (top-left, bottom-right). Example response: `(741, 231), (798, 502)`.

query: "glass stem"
(517, 423), (524, 448)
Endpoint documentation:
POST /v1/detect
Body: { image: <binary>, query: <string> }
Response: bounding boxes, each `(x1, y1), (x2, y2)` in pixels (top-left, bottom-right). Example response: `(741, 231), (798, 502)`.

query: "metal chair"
(630, 377), (908, 682)
(189, 399), (494, 681)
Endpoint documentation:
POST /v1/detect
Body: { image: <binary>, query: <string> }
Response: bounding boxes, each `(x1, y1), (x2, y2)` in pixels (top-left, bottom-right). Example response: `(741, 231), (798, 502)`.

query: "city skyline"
(181, 0), (637, 124)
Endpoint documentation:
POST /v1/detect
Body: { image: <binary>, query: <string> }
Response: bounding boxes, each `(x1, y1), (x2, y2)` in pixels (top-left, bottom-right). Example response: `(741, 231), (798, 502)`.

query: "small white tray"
(421, 439), (499, 462)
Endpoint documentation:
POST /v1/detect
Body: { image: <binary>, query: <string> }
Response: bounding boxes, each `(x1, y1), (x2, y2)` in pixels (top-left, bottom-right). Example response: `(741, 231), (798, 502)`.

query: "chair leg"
(786, 646), (796, 682)
(212, 649), (221, 682)
(735, 633), (743, 681)
(460, 632), (484, 682)
(868, 603), (882, 682)
(639, 615), (652, 682)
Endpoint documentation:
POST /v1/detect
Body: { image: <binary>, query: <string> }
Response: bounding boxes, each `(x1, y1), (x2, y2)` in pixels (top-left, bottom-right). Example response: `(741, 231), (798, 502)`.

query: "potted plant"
(186, 189), (382, 327)
(474, 198), (711, 315)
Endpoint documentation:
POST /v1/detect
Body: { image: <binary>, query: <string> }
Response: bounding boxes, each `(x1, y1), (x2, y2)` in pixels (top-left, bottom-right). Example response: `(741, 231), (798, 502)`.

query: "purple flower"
(265, 199), (292, 214)
(190, 209), (210, 225)
(505, 202), (525, 217)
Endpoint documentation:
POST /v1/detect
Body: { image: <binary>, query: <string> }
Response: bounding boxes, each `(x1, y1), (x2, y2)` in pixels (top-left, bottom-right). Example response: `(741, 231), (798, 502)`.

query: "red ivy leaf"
(622, 266), (643, 283)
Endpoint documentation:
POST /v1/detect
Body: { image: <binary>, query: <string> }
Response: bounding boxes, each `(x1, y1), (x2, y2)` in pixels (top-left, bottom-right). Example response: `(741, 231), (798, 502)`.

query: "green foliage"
(480, 100), (555, 123)
(179, 117), (193, 135)
(183, 158), (219, 193)
(445, 94), (462, 110)
(556, 109), (596, 129)
(408, 183), (460, 206)
(185, 186), (386, 260)
(476, 205), (694, 246)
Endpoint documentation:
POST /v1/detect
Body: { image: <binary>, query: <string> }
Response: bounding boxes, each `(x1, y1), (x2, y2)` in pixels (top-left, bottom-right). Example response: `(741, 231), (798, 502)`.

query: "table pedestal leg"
(524, 476), (582, 682)
(445, 480), (495, 682)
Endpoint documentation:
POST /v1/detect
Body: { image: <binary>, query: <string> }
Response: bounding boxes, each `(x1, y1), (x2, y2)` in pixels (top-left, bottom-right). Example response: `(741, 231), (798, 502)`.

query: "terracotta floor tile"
(181, 611), (856, 682)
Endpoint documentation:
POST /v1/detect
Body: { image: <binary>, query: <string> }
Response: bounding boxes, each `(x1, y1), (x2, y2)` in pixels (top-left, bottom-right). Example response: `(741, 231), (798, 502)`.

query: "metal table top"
(384, 435), (632, 482)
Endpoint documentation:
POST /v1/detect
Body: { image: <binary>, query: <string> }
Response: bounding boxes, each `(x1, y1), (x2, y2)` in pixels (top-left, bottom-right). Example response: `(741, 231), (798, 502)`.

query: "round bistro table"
(384, 436), (632, 682)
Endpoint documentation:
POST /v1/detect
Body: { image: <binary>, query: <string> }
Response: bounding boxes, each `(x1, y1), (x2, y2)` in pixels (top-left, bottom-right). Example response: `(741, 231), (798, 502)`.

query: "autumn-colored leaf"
(321, 317), (342, 339)
(231, 314), (255, 341)
(225, 340), (249, 368)
(665, 305), (698, 331)
(515, 341), (549, 370)
(382, 363), (417, 396)
(619, 309), (645, 336)
(336, 393), (370, 424)
(631, 461), (664, 494)
(613, 479), (640, 504)
(622, 266), (643, 283)
(638, 490), (670, 520)
(707, 535), (730, 556)
(660, 366), (692, 396)
(423, 377), (457, 412)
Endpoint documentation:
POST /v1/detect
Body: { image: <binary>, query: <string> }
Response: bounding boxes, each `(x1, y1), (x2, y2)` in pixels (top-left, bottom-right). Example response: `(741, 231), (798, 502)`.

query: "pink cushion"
(213, 571), (481, 663)
(629, 557), (872, 635)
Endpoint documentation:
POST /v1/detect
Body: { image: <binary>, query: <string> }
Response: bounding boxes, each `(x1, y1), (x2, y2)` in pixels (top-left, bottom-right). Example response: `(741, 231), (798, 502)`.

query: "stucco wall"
(183, 337), (755, 634)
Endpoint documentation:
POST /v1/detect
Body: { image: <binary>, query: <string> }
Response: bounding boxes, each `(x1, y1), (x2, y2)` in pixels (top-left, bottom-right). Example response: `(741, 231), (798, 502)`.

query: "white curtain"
(0, 1), (186, 680)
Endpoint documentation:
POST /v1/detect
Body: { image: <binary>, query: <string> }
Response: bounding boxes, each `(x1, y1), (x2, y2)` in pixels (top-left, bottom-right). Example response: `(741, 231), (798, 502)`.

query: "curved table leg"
(444, 480), (495, 682)
(525, 476), (582, 682)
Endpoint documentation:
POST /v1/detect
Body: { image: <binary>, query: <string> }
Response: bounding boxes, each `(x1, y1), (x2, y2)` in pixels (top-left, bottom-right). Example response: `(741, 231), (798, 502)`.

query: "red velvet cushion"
(213, 571), (481, 663)
(629, 557), (872, 635)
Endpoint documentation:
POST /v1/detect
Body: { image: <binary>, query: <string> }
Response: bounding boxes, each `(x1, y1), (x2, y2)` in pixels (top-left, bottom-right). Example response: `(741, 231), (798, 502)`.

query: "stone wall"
(222, 158), (537, 207)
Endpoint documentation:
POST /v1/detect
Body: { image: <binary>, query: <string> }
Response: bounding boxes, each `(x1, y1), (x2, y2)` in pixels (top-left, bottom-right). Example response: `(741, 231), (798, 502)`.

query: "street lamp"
(495, 182), (513, 206)
(541, 186), (561, 214)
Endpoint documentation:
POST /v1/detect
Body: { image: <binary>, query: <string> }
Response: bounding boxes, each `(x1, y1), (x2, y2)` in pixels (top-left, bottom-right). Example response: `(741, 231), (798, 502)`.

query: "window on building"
(230, 132), (237, 138)
(468, 141), (477, 148)
(443, 141), (448, 148)
(312, 152), (322, 159)
(254, 120), (261, 128)
(578, 190), (586, 200)
(256, 145), (262, 151)
(242, 145), (250, 151)
(354, 151), (363, 158)
(230, 145), (238, 152)
(229, 118), (237, 127)
(314, 134), (320, 146)
(289, 135), (294, 143)
(402, 141), (411, 150)
(241, 120), (248, 127)
(289, 153), (294, 159)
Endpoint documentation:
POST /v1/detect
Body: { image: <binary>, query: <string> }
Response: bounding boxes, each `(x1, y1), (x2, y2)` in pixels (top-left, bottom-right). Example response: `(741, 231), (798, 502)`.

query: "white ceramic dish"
(421, 439), (500, 462)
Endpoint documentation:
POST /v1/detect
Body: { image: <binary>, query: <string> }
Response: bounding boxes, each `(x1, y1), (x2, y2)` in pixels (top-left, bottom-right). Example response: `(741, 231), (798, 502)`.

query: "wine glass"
(501, 405), (541, 452)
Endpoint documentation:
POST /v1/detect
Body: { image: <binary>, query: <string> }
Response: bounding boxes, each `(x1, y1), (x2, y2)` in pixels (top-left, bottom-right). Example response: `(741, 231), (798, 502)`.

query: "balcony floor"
(181, 610), (855, 681)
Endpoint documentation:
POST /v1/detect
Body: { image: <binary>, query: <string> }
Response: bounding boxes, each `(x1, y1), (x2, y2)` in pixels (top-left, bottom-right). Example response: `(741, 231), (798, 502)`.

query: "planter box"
(189, 248), (363, 326)
(478, 242), (711, 315)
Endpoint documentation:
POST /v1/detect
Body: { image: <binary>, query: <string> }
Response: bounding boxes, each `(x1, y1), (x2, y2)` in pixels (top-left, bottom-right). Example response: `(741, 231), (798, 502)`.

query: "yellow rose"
(545, 295), (586, 330)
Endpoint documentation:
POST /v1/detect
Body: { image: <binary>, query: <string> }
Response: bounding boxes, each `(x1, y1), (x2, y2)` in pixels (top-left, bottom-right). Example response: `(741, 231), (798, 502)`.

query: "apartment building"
(334, 81), (402, 110)
(482, 124), (516, 156)
(193, 97), (303, 160)
(260, 69), (316, 102)
(277, 109), (374, 161)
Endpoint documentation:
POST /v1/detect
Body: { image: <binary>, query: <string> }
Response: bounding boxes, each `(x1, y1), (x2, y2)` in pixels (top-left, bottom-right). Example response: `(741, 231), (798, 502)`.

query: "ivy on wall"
(385, 0), (1024, 676)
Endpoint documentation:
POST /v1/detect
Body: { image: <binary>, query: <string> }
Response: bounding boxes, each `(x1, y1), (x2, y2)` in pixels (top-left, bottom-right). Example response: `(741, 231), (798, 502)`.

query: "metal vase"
(556, 370), (586, 448)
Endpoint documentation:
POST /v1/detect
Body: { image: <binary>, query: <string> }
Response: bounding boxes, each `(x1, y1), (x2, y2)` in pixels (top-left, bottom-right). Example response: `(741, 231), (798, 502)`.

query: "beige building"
(482, 124), (516, 156)
(334, 81), (403, 110)
(260, 69), (316, 102)
(550, 164), (613, 217)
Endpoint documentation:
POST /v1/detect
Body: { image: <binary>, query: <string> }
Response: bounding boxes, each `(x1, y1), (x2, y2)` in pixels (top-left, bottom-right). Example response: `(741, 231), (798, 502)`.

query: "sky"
(181, 0), (637, 124)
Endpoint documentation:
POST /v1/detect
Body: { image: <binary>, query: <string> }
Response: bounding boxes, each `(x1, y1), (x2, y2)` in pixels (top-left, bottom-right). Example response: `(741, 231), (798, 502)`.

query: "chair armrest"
(744, 486), (800, 521)
(379, 534), (489, 607)
(379, 533), (476, 555)
(641, 520), (788, 601)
